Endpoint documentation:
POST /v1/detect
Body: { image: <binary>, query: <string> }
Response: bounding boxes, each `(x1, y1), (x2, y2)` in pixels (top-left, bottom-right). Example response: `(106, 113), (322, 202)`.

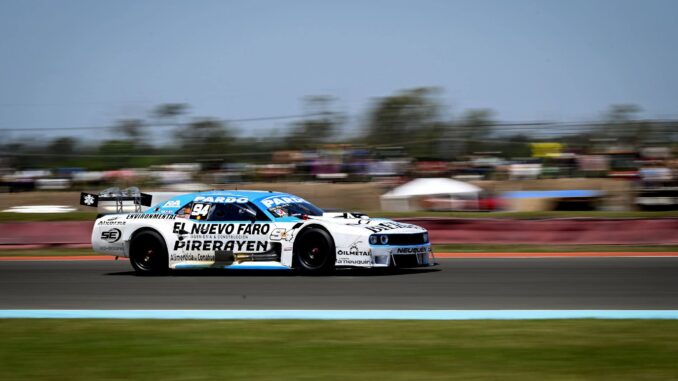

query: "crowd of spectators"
(1, 144), (676, 193)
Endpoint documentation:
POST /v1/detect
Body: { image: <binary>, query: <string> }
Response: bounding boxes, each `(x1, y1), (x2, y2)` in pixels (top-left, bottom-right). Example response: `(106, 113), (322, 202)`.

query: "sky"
(0, 0), (677, 140)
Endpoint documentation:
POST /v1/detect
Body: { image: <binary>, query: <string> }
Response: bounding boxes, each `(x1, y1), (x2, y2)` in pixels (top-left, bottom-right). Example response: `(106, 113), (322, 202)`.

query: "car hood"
(308, 213), (426, 235)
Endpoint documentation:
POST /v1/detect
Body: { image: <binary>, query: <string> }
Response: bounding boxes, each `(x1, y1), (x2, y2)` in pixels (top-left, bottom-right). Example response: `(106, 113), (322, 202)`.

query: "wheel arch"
(293, 223), (336, 249)
(130, 226), (166, 241)
(292, 223), (337, 267)
(127, 227), (170, 275)
(127, 227), (167, 256)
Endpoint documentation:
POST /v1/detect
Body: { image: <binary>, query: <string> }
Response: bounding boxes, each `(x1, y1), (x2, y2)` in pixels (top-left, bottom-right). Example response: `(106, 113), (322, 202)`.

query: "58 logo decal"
(101, 228), (121, 243)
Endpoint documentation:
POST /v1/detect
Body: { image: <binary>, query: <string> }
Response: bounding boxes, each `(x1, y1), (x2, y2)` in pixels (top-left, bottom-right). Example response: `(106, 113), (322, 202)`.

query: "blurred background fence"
(1, 91), (677, 213)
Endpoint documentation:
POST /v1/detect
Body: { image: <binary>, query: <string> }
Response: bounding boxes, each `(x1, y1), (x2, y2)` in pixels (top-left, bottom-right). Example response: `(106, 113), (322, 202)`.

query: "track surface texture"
(1, 258), (678, 309)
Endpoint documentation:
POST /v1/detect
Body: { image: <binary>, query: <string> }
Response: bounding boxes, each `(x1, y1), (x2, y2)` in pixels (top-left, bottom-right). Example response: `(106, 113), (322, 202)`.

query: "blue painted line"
(369, 244), (430, 248)
(174, 265), (291, 270)
(502, 190), (603, 199)
(224, 266), (291, 271)
(2, 310), (678, 320)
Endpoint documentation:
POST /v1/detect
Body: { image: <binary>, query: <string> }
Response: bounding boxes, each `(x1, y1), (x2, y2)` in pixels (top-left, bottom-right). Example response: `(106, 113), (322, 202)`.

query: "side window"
(175, 202), (193, 217)
(175, 202), (213, 221)
(208, 202), (270, 222)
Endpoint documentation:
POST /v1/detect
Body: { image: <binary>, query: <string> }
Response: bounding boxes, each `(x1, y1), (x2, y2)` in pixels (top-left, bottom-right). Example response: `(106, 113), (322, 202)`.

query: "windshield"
(267, 202), (324, 218)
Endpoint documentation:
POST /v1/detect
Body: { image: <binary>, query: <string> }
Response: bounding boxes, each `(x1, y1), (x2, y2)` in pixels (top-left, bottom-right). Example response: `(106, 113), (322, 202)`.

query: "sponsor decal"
(163, 200), (181, 208)
(170, 253), (215, 262)
(97, 218), (126, 226)
(271, 207), (286, 217)
(126, 213), (176, 220)
(101, 228), (121, 243)
(395, 246), (429, 254)
(190, 203), (211, 217)
(172, 222), (270, 236)
(336, 258), (372, 265)
(269, 228), (294, 241)
(364, 221), (421, 233)
(98, 245), (124, 252)
(173, 240), (269, 252)
(80, 192), (98, 207)
(194, 196), (248, 203)
(261, 196), (306, 208)
(337, 243), (371, 257)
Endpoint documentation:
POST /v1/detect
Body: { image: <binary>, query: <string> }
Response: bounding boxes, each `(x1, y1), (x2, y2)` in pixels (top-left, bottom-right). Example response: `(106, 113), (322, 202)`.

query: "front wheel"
(129, 230), (168, 275)
(294, 228), (336, 275)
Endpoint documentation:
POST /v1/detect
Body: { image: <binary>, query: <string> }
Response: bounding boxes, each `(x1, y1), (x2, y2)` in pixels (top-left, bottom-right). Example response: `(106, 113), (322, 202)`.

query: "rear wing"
(80, 187), (153, 213)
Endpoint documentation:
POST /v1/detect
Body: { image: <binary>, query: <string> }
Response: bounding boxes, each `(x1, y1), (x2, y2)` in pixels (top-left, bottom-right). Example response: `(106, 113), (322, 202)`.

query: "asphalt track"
(1, 258), (678, 309)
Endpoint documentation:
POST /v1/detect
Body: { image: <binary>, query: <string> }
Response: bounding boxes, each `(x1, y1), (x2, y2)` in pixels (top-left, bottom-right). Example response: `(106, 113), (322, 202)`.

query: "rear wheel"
(129, 230), (168, 275)
(295, 228), (335, 275)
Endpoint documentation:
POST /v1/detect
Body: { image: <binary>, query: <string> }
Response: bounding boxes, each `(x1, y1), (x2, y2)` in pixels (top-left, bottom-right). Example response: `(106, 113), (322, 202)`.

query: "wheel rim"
(299, 233), (330, 270)
(134, 240), (159, 271)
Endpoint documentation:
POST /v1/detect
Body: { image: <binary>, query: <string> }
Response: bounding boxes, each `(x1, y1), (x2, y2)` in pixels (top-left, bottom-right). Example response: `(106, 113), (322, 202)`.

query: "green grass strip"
(1, 319), (677, 380)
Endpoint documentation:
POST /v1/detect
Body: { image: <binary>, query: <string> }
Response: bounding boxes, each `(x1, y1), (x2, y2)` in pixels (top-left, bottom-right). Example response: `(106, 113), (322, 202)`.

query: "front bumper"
(370, 244), (434, 267)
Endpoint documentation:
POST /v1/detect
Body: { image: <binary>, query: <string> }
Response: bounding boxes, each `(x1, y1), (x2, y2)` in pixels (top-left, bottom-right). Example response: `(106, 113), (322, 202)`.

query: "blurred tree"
(152, 103), (189, 120)
(97, 140), (138, 169)
(48, 137), (77, 156)
(365, 88), (442, 146)
(459, 108), (495, 155)
(608, 104), (642, 123)
(284, 96), (344, 149)
(44, 137), (78, 168)
(152, 103), (190, 147)
(498, 134), (532, 158)
(602, 104), (644, 145)
(115, 119), (144, 140)
(409, 121), (451, 159)
(176, 118), (234, 157)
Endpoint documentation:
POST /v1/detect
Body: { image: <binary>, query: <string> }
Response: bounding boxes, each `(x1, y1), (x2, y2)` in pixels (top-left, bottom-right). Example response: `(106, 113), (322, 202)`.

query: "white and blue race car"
(85, 190), (433, 274)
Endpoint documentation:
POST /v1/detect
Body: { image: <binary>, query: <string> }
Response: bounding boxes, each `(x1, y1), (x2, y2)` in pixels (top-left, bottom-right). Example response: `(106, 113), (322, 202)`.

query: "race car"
(83, 189), (434, 274)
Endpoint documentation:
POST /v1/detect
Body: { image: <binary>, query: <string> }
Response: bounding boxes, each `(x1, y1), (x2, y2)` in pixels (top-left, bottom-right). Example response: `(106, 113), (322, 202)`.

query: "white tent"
(380, 178), (482, 211)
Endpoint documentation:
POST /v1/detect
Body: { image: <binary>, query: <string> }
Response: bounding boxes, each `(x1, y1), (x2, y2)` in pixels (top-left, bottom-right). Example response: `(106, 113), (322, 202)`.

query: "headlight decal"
(369, 233), (428, 245)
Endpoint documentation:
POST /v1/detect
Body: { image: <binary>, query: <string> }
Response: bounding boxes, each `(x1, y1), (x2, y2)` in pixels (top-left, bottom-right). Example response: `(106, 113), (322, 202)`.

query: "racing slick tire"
(294, 227), (336, 275)
(129, 230), (169, 275)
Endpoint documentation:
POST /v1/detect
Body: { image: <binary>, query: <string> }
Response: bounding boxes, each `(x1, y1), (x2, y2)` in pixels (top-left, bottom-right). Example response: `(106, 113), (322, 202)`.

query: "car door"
(169, 201), (273, 266)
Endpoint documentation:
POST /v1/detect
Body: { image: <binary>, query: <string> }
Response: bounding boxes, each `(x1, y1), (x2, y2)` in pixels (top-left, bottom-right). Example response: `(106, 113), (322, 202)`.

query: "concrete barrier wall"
(1, 218), (677, 247)
(0, 221), (94, 245)
(397, 218), (678, 245)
